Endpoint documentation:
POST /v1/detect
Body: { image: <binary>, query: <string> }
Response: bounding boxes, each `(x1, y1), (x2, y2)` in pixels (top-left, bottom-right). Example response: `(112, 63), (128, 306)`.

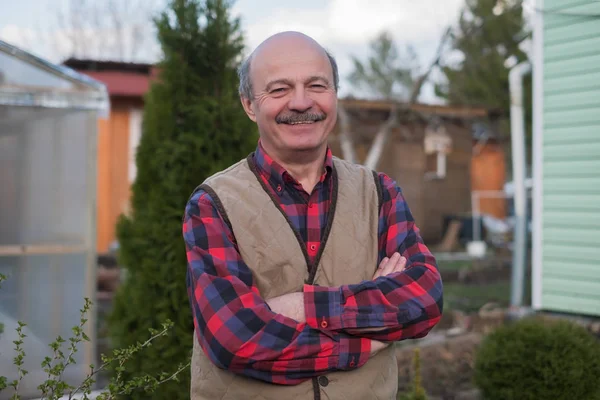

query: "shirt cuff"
(303, 284), (344, 331)
(337, 335), (371, 370)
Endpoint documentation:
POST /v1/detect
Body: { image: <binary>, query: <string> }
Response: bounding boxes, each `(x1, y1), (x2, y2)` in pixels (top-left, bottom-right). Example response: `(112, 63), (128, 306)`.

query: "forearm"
(266, 291), (390, 355)
(190, 273), (371, 384)
(299, 173), (444, 341)
(302, 234), (443, 341)
(270, 252), (442, 341)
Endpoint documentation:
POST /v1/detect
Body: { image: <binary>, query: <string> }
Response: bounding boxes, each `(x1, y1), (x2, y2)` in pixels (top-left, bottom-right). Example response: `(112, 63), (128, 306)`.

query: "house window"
(424, 122), (452, 180)
(425, 151), (447, 179)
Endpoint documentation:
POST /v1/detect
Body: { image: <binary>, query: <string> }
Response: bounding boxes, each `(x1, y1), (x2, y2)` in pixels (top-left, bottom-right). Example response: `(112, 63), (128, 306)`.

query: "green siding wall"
(542, 0), (600, 316)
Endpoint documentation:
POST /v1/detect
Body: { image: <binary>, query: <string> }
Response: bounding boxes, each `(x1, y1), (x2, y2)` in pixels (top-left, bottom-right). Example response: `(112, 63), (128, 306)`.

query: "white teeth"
(289, 121), (315, 125)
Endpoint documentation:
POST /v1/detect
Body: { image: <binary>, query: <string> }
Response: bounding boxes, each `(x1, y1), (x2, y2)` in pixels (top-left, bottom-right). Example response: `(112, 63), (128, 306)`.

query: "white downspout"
(509, 61), (531, 309)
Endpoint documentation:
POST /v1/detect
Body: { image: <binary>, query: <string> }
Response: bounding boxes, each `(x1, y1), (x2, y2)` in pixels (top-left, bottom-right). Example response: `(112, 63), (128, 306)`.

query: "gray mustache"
(276, 112), (326, 124)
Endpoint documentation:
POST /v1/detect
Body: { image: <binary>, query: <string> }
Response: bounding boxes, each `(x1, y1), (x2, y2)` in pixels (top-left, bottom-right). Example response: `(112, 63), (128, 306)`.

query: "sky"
(0, 0), (487, 102)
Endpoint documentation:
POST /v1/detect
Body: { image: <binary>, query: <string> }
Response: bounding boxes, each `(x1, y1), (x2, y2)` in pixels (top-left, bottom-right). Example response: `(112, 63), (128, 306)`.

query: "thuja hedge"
(474, 317), (600, 400)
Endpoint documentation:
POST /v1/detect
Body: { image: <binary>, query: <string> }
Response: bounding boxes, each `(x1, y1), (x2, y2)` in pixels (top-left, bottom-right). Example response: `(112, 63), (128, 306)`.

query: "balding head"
(238, 31), (339, 99)
(237, 31), (339, 163)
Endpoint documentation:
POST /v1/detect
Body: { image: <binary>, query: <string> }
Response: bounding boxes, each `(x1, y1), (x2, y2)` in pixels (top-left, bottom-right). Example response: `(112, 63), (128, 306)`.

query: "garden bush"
(474, 317), (600, 400)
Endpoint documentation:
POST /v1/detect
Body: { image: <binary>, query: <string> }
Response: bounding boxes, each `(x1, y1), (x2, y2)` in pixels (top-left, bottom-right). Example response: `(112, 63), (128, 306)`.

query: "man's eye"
(271, 88), (286, 93)
(311, 84), (326, 89)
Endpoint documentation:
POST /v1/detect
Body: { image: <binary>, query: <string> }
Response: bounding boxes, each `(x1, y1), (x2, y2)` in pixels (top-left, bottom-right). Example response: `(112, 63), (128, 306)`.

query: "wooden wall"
(471, 141), (506, 219)
(422, 123), (474, 241)
(329, 115), (475, 243)
(96, 106), (132, 253)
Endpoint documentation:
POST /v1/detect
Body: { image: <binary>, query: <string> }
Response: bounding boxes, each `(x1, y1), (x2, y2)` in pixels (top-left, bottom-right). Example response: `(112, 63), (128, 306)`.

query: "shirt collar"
(253, 140), (334, 190)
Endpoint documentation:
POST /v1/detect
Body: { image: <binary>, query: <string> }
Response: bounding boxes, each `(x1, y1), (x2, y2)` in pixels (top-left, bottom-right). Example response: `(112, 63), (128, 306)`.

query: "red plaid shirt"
(183, 143), (443, 385)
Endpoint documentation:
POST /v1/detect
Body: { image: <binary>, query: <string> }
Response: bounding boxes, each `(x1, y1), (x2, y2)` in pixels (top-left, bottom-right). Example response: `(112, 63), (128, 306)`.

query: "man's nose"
(288, 86), (315, 112)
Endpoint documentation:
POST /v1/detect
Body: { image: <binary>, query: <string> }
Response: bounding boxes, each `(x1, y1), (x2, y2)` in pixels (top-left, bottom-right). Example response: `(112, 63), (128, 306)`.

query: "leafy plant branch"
(0, 273), (189, 400)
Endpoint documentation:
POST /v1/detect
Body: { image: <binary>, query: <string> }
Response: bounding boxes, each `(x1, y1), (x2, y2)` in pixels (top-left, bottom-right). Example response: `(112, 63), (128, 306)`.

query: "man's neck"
(261, 143), (327, 194)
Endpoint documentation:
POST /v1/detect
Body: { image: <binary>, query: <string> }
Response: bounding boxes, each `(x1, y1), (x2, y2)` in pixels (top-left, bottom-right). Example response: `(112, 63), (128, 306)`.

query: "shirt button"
(310, 244), (317, 252)
(318, 376), (329, 387)
(320, 319), (328, 329)
(276, 184), (282, 192)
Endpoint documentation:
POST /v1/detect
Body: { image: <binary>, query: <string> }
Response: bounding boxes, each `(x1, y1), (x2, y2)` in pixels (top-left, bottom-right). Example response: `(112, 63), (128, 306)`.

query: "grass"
(438, 261), (472, 271)
(444, 281), (511, 313)
(443, 277), (532, 313)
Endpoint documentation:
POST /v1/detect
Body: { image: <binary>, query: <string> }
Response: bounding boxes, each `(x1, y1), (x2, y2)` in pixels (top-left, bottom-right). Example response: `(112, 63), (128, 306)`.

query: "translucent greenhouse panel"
(0, 51), (79, 90)
(0, 253), (91, 400)
(0, 109), (91, 246)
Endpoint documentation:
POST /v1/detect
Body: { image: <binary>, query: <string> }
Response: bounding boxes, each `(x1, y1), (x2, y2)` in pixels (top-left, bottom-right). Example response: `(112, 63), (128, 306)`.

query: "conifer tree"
(436, 0), (529, 113)
(436, 0), (531, 161)
(107, 1), (257, 398)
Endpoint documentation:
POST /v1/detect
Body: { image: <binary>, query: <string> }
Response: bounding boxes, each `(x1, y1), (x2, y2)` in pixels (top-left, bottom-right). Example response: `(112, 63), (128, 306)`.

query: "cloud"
(327, 0), (406, 45)
(238, 8), (329, 54)
(240, 0), (465, 49)
(237, 1), (466, 101)
(0, 25), (38, 52)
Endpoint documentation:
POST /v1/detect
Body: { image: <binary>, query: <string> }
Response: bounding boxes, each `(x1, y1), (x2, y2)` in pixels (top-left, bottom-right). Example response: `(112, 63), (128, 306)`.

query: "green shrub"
(106, 0), (257, 398)
(474, 317), (600, 400)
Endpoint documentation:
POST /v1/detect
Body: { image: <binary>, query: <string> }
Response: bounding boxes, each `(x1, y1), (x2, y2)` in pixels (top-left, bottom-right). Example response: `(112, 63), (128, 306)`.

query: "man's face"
(241, 37), (337, 159)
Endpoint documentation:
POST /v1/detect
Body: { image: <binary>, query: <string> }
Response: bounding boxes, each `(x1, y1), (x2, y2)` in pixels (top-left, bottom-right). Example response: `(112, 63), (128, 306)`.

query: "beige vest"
(190, 155), (398, 400)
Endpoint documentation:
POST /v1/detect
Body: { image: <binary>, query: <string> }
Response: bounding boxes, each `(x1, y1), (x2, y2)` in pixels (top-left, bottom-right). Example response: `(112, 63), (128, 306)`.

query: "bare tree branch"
(363, 27), (453, 170)
(408, 26), (452, 103)
(44, 0), (158, 62)
(363, 104), (398, 169)
(337, 105), (357, 163)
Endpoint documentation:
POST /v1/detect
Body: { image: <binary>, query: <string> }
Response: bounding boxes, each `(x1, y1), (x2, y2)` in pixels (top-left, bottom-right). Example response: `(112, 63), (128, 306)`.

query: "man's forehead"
(250, 42), (332, 85)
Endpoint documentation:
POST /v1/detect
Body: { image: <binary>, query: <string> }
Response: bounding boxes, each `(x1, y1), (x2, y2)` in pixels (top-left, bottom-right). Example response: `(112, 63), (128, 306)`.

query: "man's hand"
(266, 292), (305, 323)
(372, 252), (407, 280)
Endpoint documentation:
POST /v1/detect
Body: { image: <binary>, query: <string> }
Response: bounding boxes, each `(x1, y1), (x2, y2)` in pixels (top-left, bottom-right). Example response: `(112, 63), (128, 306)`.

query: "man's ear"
(240, 96), (257, 122)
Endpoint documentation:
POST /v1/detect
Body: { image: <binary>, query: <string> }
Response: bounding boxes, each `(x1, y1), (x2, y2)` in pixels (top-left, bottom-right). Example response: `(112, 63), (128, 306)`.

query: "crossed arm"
(183, 174), (443, 385)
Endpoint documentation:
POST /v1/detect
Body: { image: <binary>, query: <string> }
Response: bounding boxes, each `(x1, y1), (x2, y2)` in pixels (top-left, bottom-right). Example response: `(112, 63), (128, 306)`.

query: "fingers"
(391, 255), (407, 274)
(373, 252), (407, 280)
(381, 253), (402, 277)
(372, 256), (390, 280)
(373, 257), (388, 280)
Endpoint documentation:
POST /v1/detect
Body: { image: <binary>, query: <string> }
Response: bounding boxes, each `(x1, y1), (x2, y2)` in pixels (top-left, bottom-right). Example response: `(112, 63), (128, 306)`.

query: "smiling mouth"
(286, 121), (317, 125)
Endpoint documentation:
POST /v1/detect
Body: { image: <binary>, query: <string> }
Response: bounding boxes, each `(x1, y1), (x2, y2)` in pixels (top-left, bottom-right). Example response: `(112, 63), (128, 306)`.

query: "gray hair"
(238, 49), (340, 99)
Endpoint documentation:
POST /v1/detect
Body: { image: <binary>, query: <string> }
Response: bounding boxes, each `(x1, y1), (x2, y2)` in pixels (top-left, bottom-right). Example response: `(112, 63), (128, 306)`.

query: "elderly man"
(182, 31), (443, 400)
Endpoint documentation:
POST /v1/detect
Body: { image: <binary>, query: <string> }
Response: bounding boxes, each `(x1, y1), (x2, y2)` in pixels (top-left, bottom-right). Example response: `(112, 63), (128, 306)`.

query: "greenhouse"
(0, 40), (108, 399)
